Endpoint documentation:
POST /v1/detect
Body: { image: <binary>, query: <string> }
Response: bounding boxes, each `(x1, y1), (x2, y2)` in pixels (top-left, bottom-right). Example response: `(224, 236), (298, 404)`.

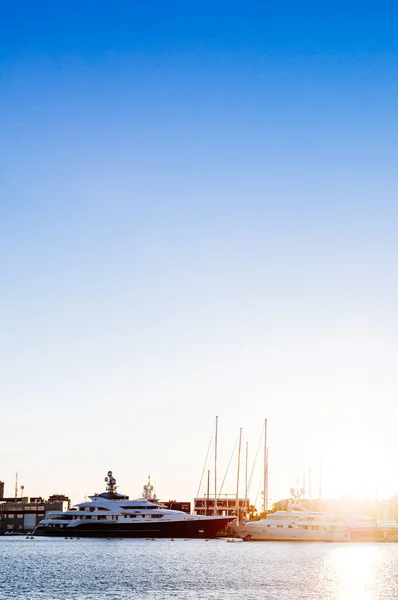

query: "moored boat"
(33, 471), (233, 538)
(233, 508), (350, 542)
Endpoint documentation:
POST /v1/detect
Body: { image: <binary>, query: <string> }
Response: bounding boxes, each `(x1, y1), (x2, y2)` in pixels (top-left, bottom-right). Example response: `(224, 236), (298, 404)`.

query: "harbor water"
(2, 537), (398, 599)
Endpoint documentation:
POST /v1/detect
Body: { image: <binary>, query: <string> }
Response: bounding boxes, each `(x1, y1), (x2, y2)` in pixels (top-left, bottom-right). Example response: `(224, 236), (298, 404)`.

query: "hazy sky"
(1, 1), (398, 506)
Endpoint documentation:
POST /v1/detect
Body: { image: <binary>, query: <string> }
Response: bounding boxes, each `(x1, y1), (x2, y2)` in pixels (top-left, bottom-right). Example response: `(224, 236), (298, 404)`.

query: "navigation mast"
(104, 471), (117, 495)
(214, 415), (218, 515)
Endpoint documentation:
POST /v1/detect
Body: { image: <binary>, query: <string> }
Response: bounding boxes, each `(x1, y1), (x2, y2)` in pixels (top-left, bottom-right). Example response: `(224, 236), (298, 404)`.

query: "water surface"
(1, 537), (398, 599)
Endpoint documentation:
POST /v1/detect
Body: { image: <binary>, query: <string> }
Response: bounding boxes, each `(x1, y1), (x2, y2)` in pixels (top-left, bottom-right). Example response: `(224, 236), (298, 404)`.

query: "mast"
(14, 473), (18, 501)
(319, 459), (323, 501)
(266, 447), (269, 511)
(235, 427), (242, 526)
(206, 469), (210, 516)
(263, 419), (268, 513)
(245, 441), (248, 516)
(214, 415), (218, 515)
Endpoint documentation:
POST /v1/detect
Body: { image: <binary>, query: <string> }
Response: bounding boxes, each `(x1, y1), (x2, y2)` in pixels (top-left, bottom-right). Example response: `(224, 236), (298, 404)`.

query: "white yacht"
(326, 509), (398, 541)
(233, 505), (350, 542)
(33, 471), (233, 538)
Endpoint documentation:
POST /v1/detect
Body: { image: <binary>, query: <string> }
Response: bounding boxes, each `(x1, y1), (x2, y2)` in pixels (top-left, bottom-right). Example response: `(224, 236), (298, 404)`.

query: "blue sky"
(1, 1), (398, 504)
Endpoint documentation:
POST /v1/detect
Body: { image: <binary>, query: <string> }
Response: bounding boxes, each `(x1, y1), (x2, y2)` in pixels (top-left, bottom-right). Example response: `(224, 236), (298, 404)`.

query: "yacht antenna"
(15, 473), (18, 501)
(104, 470), (117, 495)
(143, 475), (155, 500)
(235, 428), (242, 526)
(214, 415), (218, 515)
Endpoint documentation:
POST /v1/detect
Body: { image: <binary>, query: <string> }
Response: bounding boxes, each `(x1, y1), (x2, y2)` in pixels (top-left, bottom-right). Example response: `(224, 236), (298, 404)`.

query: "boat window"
(121, 505), (158, 510)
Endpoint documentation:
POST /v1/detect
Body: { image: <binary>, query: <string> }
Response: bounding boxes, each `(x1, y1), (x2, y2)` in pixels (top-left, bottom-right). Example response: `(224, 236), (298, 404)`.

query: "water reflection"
(2, 538), (398, 600)
(325, 545), (378, 599)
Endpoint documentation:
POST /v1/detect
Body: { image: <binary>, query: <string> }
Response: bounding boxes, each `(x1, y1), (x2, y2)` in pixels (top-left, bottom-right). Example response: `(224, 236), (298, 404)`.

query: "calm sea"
(1, 537), (398, 599)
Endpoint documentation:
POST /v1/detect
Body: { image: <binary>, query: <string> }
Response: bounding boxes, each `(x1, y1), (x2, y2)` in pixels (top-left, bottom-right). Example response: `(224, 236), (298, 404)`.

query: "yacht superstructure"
(33, 471), (233, 538)
(234, 506), (350, 542)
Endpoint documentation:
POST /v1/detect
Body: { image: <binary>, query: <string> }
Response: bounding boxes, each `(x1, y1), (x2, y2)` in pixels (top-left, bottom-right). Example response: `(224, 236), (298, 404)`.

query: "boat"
(234, 501), (398, 543)
(325, 509), (398, 542)
(33, 471), (234, 538)
(233, 485), (350, 542)
(233, 505), (350, 542)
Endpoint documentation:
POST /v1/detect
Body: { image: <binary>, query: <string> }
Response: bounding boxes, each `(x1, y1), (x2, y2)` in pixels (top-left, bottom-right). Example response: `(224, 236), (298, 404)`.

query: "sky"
(1, 1), (398, 507)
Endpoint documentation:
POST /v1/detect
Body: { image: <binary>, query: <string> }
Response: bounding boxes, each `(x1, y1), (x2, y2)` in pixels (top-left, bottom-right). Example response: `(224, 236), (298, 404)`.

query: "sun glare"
(325, 546), (379, 600)
(320, 425), (390, 500)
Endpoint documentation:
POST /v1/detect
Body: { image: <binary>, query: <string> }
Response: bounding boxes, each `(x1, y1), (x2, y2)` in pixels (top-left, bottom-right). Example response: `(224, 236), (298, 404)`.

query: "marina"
(3, 418), (398, 543)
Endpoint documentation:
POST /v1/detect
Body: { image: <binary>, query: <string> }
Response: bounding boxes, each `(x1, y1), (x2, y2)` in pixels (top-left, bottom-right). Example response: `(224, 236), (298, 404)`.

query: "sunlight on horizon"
(319, 425), (393, 501)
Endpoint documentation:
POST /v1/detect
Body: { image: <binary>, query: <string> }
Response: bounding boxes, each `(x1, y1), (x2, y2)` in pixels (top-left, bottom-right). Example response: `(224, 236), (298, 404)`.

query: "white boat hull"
(234, 525), (349, 542)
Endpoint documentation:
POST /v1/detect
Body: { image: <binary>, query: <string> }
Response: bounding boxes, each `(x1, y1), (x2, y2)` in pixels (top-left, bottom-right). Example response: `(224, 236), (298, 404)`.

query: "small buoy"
(30, 536), (34, 539)
(119, 538), (123, 540)
(64, 537), (68, 540)
(205, 539), (209, 542)
(26, 536), (30, 539)
(170, 538), (174, 541)
(146, 538), (150, 541)
(151, 538), (155, 541)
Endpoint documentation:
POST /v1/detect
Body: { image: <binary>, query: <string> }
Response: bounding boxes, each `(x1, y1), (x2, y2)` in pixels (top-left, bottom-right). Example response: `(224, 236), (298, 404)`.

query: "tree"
(248, 504), (257, 521)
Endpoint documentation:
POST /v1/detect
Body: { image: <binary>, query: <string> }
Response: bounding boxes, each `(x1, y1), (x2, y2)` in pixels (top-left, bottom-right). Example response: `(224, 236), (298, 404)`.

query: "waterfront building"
(0, 495), (70, 534)
(194, 495), (249, 517)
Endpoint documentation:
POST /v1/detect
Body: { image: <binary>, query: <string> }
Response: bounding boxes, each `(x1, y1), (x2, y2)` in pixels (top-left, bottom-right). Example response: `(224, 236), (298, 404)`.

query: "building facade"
(194, 496), (249, 517)
(0, 496), (70, 534)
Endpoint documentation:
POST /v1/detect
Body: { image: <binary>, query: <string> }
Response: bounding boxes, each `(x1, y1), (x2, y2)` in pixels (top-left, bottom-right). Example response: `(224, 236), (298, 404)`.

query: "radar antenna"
(290, 482), (305, 504)
(104, 470), (117, 495)
(142, 475), (156, 500)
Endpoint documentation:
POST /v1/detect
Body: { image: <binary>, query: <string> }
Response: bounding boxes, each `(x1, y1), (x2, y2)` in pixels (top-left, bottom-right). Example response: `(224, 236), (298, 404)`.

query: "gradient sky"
(1, 1), (398, 506)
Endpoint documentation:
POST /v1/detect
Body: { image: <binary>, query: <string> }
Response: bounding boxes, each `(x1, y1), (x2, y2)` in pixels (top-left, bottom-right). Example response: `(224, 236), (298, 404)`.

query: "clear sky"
(1, 1), (398, 506)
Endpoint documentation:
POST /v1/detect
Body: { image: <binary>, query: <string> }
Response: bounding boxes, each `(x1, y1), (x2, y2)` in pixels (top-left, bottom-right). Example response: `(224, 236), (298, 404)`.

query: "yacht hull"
(33, 517), (232, 539)
(234, 527), (349, 542)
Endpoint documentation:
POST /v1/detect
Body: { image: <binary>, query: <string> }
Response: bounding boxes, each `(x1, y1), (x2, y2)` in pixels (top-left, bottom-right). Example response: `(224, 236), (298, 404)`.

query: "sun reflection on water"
(324, 545), (379, 600)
